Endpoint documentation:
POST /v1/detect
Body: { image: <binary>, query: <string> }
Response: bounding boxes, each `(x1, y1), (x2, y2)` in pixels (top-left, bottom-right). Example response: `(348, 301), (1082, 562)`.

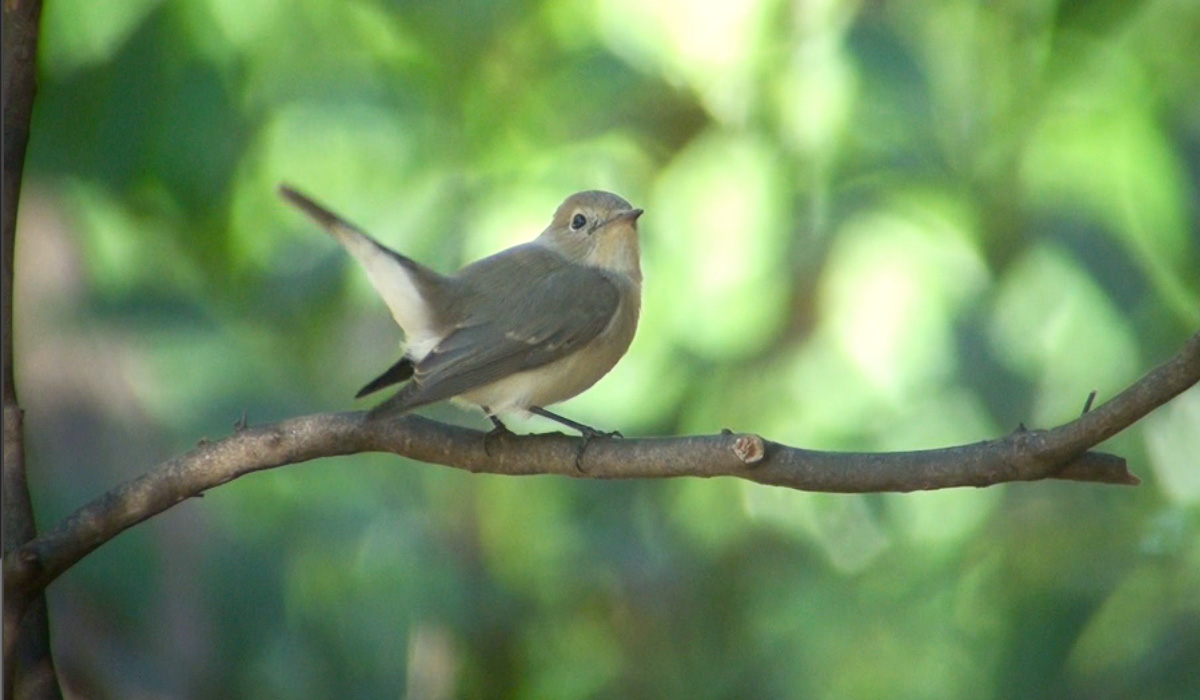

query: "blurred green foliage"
(15, 0), (1200, 698)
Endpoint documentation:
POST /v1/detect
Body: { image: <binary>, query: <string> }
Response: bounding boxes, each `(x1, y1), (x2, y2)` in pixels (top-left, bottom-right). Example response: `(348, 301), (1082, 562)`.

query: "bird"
(279, 184), (643, 440)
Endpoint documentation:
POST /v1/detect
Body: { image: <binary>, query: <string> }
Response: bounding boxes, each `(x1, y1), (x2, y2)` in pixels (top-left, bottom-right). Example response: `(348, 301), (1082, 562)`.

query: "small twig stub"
(732, 434), (765, 464)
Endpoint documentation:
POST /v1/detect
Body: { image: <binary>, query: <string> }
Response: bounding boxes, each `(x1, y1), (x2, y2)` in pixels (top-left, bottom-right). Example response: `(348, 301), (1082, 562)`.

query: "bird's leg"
(487, 413), (509, 433)
(528, 406), (621, 471)
(528, 407), (621, 438)
(482, 408), (512, 457)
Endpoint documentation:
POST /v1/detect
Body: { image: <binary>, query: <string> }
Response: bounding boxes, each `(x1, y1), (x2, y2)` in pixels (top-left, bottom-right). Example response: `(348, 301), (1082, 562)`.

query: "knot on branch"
(731, 434), (765, 464)
(3, 544), (44, 601)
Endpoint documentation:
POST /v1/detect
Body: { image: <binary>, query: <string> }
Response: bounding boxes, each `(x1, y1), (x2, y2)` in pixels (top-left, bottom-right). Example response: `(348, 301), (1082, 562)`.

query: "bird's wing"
(384, 258), (621, 412)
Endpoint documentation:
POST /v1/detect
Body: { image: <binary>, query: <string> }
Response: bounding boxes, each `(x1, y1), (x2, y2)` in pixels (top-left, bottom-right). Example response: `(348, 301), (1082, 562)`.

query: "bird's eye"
(570, 213), (587, 230)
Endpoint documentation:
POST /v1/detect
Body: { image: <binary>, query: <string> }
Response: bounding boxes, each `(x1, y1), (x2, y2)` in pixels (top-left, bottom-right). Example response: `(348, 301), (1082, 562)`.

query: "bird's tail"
(356, 356), (415, 398)
(278, 184), (449, 342)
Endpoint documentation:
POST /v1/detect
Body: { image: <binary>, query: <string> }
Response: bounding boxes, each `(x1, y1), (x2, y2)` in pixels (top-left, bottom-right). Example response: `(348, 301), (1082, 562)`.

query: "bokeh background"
(13, 0), (1200, 698)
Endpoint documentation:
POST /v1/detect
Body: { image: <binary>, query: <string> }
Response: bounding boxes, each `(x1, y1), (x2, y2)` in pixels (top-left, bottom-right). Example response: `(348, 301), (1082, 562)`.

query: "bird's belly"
(456, 340), (618, 413)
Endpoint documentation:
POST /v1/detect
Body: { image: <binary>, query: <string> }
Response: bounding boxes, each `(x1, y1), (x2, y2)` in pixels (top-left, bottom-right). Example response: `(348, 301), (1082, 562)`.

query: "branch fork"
(7, 328), (1200, 604)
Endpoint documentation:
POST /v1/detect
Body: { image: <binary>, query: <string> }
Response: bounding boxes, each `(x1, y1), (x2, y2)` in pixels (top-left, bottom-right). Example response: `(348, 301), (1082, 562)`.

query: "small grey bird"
(279, 185), (643, 437)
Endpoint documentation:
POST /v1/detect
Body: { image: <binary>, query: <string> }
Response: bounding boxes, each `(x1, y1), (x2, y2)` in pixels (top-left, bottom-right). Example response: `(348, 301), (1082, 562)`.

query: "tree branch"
(3, 1), (62, 699)
(5, 330), (1198, 601)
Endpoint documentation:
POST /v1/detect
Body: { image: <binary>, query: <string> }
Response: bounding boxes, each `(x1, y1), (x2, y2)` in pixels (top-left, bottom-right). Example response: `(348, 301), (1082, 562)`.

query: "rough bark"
(3, 1), (62, 698)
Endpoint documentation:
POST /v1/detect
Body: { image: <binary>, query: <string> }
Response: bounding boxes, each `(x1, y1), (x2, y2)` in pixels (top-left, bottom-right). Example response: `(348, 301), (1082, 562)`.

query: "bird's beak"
(606, 208), (644, 226)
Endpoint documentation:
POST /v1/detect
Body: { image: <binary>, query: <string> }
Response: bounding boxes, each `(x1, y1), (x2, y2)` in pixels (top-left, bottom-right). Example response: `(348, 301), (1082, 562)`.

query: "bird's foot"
(572, 426), (622, 472)
(526, 406), (622, 472)
(483, 412), (512, 457)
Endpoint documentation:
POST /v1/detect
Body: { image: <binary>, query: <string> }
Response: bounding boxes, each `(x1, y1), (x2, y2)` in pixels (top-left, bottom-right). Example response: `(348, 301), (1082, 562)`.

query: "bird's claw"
(573, 428), (622, 472)
(483, 415), (513, 457)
